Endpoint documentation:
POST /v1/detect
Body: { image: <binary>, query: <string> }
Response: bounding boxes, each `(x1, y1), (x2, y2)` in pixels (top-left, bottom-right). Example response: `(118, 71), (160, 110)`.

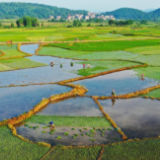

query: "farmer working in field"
(111, 89), (116, 96)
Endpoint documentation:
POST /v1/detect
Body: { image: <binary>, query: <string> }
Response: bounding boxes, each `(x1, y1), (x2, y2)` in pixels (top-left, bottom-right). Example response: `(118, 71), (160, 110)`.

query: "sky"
(0, 0), (159, 12)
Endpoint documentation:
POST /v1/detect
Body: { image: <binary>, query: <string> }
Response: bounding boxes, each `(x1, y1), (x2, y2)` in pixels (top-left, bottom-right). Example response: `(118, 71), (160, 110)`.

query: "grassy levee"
(101, 138), (160, 160)
(50, 39), (160, 51)
(43, 146), (102, 160)
(0, 62), (14, 71)
(0, 126), (50, 160)
(22, 115), (112, 128)
(142, 88), (160, 99)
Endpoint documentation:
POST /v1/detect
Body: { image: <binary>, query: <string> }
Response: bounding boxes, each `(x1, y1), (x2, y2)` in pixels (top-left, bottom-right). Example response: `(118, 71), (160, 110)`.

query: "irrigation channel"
(1, 43), (160, 146)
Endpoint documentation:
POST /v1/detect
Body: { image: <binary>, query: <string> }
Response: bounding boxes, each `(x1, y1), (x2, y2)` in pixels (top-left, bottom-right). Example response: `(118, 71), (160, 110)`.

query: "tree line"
(16, 16), (39, 27)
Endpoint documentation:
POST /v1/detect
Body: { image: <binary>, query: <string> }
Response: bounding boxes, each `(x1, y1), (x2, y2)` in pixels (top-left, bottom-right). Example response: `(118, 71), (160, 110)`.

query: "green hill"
(102, 8), (148, 20)
(0, 2), (88, 19)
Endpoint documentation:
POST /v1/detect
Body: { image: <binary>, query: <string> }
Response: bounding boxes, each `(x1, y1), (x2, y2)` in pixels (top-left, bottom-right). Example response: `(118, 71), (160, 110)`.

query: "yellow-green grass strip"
(0, 58), (47, 69)
(23, 115), (112, 128)
(0, 63), (14, 71)
(126, 45), (160, 55)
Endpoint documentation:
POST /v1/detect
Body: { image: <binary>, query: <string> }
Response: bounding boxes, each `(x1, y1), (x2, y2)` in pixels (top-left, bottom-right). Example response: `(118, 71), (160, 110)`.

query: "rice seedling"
(50, 132), (54, 135)
(28, 126), (33, 128)
(42, 131), (46, 133)
(81, 134), (85, 136)
(102, 134), (105, 137)
(33, 126), (39, 129)
(24, 124), (28, 126)
(51, 129), (56, 132)
(64, 132), (69, 135)
(71, 128), (75, 130)
(73, 136), (76, 139)
(107, 128), (112, 130)
(43, 126), (48, 129)
(86, 133), (90, 136)
(90, 129), (96, 134)
(89, 135), (95, 137)
(90, 139), (95, 141)
(79, 129), (82, 132)
(56, 136), (61, 139)
(74, 134), (79, 136)
(115, 138), (119, 141)
(83, 128), (88, 130)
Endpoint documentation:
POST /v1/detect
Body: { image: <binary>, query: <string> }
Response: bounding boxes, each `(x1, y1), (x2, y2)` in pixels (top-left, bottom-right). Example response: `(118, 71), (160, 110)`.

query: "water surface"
(0, 84), (71, 121)
(99, 98), (160, 139)
(37, 97), (103, 117)
(73, 70), (159, 96)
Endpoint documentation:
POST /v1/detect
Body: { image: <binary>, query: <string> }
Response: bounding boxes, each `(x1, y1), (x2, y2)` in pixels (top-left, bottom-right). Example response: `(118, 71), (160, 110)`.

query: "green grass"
(127, 45), (160, 55)
(44, 146), (101, 160)
(52, 39), (160, 51)
(24, 115), (112, 128)
(101, 138), (160, 160)
(75, 60), (139, 76)
(0, 45), (28, 58)
(0, 126), (50, 160)
(39, 46), (89, 58)
(0, 57), (47, 69)
(133, 67), (160, 81)
(0, 63), (14, 71)
(142, 88), (160, 98)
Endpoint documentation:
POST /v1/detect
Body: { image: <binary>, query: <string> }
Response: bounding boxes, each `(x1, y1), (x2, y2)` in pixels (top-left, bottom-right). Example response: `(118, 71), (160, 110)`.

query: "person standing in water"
(112, 89), (116, 96)
(83, 64), (86, 69)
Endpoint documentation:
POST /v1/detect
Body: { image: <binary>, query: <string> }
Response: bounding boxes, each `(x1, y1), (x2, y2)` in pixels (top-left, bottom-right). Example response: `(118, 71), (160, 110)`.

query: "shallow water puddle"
(16, 124), (121, 146)
(0, 84), (71, 121)
(73, 70), (159, 96)
(37, 97), (103, 117)
(99, 98), (160, 139)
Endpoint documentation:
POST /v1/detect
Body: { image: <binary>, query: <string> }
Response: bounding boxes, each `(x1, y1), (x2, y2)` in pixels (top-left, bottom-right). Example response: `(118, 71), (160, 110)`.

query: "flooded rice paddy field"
(0, 84), (71, 121)
(99, 98), (160, 139)
(1, 44), (160, 146)
(37, 97), (103, 117)
(73, 70), (159, 96)
(16, 125), (121, 146)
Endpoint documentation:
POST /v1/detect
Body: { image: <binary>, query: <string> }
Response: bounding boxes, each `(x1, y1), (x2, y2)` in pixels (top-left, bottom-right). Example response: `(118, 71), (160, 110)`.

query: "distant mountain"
(102, 8), (147, 20)
(0, 2), (88, 19)
(148, 9), (160, 21)
(144, 9), (155, 13)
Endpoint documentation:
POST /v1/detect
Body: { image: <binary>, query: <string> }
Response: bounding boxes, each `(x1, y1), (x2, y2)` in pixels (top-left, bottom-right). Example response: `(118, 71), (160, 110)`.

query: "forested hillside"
(0, 2), (88, 19)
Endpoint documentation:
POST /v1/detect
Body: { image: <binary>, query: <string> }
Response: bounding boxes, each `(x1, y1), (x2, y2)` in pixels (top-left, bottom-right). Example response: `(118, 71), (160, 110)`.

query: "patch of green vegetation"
(142, 88), (160, 98)
(0, 57), (47, 69)
(73, 51), (138, 60)
(56, 136), (61, 139)
(44, 146), (101, 160)
(133, 67), (160, 81)
(0, 45), (28, 58)
(52, 39), (160, 51)
(42, 131), (46, 133)
(0, 63), (14, 71)
(75, 60), (139, 76)
(64, 132), (69, 136)
(127, 45), (160, 55)
(39, 46), (89, 58)
(101, 138), (160, 160)
(0, 126), (50, 160)
(24, 115), (112, 128)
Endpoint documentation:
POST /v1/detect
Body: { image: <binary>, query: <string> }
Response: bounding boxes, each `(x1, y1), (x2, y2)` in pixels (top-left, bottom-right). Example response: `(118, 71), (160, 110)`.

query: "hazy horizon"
(0, 0), (159, 12)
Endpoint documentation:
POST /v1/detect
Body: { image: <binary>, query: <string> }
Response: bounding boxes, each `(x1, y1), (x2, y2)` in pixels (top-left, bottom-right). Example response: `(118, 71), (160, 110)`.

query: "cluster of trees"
(48, 18), (66, 22)
(108, 20), (133, 26)
(16, 16), (39, 27)
(86, 18), (106, 23)
(73, 20), (82, 27)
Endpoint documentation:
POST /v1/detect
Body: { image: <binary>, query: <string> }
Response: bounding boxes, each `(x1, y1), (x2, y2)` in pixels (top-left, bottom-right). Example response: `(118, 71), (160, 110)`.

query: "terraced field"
(1, 29), (160, 159)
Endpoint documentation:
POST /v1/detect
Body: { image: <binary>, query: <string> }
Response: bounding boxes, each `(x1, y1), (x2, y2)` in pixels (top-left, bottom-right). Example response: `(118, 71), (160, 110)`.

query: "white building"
(56, 16), (61, 20)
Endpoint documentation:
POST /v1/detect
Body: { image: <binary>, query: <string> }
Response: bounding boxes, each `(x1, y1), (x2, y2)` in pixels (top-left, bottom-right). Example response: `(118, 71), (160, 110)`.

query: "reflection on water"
(99, 98), (160, 139)
(37, 97), (103, 117)
(16, 125), (121, 146)
(73, 70), (159, 96)
(0, 84), (71, 121)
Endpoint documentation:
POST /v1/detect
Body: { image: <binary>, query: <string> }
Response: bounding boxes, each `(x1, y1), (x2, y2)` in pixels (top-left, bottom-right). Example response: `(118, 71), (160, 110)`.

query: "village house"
(56, 16), (61, 20)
